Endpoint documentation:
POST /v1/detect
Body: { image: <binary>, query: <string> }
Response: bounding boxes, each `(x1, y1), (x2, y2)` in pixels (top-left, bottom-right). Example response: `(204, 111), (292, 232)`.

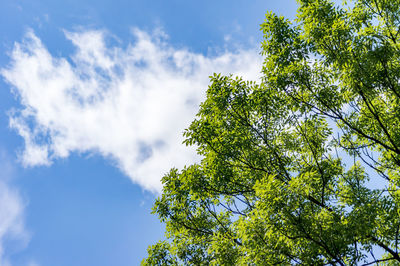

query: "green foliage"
(143, 0), (400, 264)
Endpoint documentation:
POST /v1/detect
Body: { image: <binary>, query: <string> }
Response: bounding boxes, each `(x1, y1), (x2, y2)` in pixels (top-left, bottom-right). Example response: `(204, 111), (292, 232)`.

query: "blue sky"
(0, 1), (298, 265)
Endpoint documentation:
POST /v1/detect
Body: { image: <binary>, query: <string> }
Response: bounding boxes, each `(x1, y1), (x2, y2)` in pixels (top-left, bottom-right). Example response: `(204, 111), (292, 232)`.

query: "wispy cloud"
(0, 151), (29, 266)
(2, 28), (262, 192)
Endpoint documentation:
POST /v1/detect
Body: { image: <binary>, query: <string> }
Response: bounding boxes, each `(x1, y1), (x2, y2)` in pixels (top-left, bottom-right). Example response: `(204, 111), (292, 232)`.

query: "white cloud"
(0, 182), (27, 266)
(2, 28), (262, 192)
(0, 151), (29, 266)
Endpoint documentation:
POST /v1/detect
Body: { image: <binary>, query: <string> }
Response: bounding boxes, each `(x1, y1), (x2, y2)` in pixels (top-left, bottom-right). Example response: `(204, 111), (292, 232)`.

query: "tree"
(143, 0), (400, 264)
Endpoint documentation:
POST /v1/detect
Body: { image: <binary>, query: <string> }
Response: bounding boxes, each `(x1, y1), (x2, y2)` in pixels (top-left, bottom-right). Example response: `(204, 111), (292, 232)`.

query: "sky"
(0, 1), (298, 265)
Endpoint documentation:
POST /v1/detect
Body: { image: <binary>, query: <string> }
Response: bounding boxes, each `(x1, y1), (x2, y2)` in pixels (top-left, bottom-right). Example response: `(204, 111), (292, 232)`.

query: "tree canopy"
(143, 0), (400, 264)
